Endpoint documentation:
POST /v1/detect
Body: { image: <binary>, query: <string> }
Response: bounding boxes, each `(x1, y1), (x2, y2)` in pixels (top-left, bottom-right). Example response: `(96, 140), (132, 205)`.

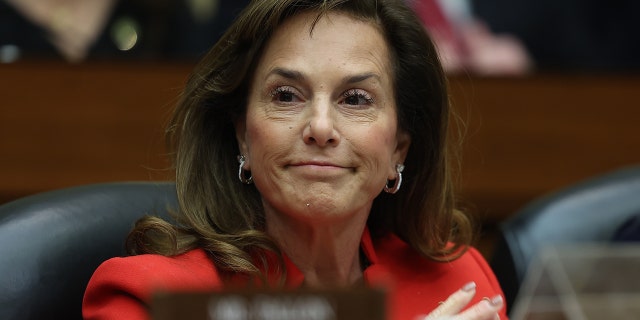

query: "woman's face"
(236, 11), (410, 223)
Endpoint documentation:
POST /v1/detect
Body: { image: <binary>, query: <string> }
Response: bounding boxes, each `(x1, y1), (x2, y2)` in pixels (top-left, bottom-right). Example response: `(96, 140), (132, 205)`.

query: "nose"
(302, 100), (340, 147)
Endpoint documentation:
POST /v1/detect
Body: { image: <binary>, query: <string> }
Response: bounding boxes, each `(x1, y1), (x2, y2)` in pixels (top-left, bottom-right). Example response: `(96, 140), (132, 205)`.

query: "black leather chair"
(0, 182), (177, 320)
(489, 166), (640, 314)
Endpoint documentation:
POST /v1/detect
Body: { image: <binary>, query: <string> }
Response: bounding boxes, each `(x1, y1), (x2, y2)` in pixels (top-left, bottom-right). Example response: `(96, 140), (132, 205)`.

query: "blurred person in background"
(0, 0), (250, 63)
(472, 0), (640, 72)
(409, 0), (533, 76)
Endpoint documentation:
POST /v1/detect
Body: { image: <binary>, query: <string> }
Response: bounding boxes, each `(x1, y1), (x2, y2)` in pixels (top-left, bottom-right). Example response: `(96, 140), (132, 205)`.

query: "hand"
(418, 282), (504, 320)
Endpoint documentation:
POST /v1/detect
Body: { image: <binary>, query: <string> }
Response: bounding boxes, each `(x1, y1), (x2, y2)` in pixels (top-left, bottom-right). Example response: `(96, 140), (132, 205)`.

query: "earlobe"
(388, 130), (410, 180)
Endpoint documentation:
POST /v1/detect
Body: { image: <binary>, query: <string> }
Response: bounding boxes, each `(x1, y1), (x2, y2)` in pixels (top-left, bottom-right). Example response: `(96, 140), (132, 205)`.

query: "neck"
(265, 207), (369, 288)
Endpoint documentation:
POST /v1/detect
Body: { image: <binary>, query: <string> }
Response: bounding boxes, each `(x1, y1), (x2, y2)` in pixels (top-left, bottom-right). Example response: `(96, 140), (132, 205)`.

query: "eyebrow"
(269, 68), (305, 81)
(267, 67), (381, 84)
(345, 72), (380, 84)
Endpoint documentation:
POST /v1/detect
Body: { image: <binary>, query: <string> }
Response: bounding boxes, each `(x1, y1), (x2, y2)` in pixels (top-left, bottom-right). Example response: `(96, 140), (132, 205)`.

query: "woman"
(83, 0), (507, 319)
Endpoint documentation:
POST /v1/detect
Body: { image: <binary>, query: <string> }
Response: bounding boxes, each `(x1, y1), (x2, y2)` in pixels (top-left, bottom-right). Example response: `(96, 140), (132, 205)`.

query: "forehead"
(256, 11), (392, 73)
(273, 10), (383, 45)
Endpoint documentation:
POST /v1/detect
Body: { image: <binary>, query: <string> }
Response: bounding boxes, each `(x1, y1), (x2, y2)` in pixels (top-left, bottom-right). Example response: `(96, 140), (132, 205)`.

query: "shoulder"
(370, 234), (508, 319)
(374, 233), (483, 266)
(87, 248), (222, 292)
(83, 249), (222, 320)
(374, 233), (502, 291)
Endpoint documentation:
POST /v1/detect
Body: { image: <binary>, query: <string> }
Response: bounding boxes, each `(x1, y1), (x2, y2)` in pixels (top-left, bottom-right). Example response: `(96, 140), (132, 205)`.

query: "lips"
(288, 161), (350, 176)
(291, 161), (344, 168)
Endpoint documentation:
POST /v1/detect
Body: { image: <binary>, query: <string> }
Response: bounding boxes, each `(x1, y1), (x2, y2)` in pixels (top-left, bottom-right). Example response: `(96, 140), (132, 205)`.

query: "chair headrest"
(0, 182), (177, 320)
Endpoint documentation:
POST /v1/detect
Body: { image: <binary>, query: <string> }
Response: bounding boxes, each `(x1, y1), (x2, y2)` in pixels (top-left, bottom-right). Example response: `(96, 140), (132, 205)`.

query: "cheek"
(352, 126), (397, 171)
(244, 118), (290, 164)
(366, 123), (398, 153)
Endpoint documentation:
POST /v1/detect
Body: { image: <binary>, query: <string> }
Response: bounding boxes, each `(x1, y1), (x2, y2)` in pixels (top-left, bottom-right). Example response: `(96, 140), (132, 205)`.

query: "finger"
(455, 295), (504, 320)
(423, 282), (477, 320)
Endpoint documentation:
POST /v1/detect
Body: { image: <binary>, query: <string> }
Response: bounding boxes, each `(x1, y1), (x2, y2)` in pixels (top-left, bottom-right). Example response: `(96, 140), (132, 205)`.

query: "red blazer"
(83, 229), (508, 320)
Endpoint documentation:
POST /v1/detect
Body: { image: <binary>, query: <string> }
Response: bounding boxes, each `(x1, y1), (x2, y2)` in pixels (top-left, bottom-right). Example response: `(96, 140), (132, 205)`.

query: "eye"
(270, 86), (301, 103)
(342, 89), (374, 106)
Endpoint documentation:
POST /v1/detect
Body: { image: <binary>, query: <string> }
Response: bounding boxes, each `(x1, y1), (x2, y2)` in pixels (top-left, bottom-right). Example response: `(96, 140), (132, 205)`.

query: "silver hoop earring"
(237, 155), (253, 184)
(384, 164), (405, 194)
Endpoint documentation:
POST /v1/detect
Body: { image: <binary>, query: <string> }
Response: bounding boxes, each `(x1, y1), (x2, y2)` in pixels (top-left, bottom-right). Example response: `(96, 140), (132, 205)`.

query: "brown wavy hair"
(126, 0), (472, 278)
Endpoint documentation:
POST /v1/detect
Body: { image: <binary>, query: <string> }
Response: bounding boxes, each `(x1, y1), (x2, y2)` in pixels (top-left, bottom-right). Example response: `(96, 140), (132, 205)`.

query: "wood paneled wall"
(2, 61), (639, 222)
(448, 75), (640, 221)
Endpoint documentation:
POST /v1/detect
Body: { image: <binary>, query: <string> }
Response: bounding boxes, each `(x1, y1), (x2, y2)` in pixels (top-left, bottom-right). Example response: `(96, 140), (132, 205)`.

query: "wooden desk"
(2, 61), (639, 222)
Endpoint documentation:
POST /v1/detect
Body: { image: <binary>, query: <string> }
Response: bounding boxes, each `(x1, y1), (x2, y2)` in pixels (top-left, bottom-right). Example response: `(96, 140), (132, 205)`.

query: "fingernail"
(490, 295), (503, 307)
(461, 281), (476, 292)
